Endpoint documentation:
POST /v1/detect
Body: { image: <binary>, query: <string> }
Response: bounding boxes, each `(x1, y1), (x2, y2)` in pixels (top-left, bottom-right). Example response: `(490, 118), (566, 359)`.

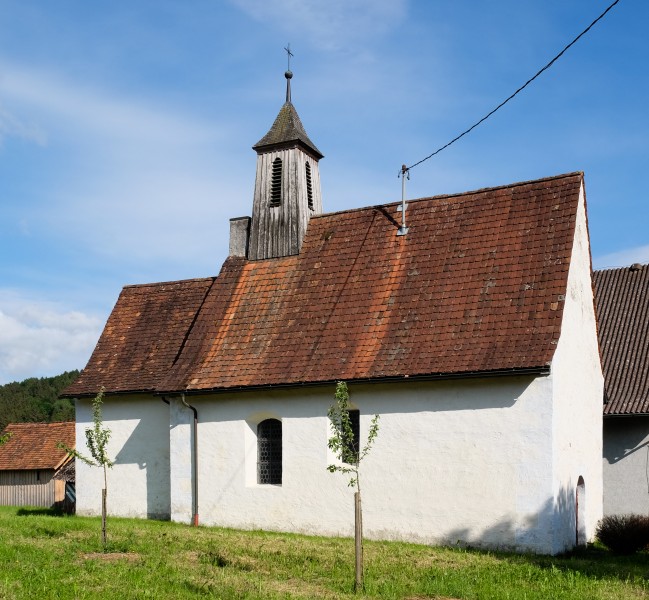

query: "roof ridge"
(122, 276), (216, 290)
(595, 263), (649, 274)
(5, 421), (74, 427)
(313, 171), (584, 220)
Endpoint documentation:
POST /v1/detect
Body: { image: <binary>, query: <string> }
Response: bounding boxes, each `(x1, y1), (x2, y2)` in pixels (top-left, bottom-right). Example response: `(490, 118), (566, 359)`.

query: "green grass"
(0, 506), (647, 599)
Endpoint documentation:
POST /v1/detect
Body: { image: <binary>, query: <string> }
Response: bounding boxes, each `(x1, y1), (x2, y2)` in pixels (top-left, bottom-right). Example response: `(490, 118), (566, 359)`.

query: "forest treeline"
(0, 371), (79, 432)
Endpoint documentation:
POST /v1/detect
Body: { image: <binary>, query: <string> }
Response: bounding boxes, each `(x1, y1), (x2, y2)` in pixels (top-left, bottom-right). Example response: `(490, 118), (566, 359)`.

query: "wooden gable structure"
(0, 422), (75, 510)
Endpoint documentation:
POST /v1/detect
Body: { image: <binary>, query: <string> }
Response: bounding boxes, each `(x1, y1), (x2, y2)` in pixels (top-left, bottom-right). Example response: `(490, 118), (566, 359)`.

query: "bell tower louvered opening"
(270, 158), (282, 207)
(306, 162), (314, 210)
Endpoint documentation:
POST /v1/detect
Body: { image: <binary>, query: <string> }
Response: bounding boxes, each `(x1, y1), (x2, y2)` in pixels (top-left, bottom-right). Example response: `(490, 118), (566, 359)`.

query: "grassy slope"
(0, 507), (647, 600)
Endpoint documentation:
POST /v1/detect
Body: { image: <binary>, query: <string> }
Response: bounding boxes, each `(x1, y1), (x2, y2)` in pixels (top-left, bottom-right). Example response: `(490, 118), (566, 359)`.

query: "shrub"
(595, 514), (649, 554)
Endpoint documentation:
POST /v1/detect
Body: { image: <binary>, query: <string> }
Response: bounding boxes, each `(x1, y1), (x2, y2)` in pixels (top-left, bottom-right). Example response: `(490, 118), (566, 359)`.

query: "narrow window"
(576, 476), (586, 547)
(343, 409), (360, 465)
(258, 419), (282, 484)
(305, 162), (314, 210)
(270, 158), (282, 206)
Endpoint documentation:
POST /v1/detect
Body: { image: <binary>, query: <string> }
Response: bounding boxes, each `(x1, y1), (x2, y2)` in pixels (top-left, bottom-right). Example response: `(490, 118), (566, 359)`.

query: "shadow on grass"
(16, 507), (65, 517)
(534, 545), (649, 581)
(490, 544), (649, 583)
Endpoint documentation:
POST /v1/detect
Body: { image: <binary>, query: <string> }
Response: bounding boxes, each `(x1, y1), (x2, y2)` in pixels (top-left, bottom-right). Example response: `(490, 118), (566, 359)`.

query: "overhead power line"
(405, 0), (622, 173)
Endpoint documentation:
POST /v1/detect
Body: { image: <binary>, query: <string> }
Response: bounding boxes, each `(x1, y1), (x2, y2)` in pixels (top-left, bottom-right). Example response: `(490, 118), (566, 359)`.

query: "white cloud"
(593, 244), (649, 270)
(0, 292), (103, 385)
(0, 103), (47, 145)
(0, 62), (219, 145)
(0, 60), (246, 271)
(230, 0), (407, 51)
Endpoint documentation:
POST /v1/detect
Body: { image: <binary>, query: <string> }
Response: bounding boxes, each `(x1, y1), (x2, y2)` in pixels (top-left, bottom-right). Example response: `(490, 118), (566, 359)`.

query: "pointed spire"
(253, 61), (323, 160)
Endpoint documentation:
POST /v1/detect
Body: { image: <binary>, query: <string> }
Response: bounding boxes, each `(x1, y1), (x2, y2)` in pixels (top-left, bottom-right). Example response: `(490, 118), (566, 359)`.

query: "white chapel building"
(65, 69), (603, 555)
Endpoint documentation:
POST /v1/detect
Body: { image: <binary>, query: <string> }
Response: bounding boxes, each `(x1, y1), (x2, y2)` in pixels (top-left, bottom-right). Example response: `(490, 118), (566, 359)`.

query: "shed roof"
(593, 263), (649, 416)
(65, 172), (584, 397)
(0, 422), (75, 471)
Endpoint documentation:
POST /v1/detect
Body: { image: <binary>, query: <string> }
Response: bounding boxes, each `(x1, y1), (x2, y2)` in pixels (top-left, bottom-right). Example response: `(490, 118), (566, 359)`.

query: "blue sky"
(0, 0), (647, 384)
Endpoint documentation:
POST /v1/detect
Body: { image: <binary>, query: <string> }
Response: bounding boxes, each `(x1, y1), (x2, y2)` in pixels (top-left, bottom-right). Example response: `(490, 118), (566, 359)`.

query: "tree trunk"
(101, 488), (107, 548)
(354, 490), (363, 592)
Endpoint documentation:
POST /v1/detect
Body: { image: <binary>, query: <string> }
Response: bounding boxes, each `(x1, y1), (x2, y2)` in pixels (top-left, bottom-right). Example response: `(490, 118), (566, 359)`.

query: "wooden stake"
(101, 488), (107, 547)
(354, 491), (363, 592)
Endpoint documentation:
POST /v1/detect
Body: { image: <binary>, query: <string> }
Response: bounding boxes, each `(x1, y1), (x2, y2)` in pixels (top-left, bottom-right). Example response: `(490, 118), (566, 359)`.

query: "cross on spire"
(284, 43), (293, 71)
(283, 44), (294, 103)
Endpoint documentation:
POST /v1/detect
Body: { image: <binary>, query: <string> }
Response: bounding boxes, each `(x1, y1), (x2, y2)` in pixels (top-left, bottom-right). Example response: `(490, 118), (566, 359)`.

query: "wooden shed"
(0, 422), (75, 510)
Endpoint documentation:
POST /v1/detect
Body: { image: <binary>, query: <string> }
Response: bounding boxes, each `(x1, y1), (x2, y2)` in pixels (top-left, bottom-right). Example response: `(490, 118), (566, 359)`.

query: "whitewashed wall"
(77, 368), (600, 553)
(166, 376), (566, 553)
(548, 183), (603, 553)
(75, 396), (170, 519)
(603, 418), (649, 515)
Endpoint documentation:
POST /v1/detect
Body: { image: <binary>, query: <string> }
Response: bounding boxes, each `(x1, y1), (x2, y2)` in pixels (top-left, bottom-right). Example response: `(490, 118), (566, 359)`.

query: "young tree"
(0, 432), (11, 445)
(327, 381), (379, 592)
(60, 387), (113, 546)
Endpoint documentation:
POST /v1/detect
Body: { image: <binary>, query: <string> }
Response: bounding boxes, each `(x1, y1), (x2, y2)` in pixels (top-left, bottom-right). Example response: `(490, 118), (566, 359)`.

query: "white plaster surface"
(548, 182), (604, 552)
(77, 366), (599, 553)
(603, 417), (649, 515)
(164, 377), (563, 553)
(75, 396), (170, 519)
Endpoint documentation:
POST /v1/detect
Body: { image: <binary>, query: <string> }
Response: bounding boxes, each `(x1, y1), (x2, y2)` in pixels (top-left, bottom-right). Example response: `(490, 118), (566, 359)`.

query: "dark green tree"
(0, 370), (79, 432)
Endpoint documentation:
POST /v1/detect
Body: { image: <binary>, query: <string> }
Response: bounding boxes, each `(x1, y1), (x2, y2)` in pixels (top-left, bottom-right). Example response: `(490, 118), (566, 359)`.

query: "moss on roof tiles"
(253, 102), (323, 159)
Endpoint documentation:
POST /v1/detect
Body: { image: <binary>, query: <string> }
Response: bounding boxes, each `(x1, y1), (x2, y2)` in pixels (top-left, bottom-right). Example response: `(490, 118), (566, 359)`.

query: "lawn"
(0, 506), (647, 599)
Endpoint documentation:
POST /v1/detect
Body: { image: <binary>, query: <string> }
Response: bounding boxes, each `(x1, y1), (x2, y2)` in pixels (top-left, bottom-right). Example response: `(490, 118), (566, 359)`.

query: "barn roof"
(593, 263), (649, 416)
(0, 422), (75, 471)
(65, 172), (584, 397)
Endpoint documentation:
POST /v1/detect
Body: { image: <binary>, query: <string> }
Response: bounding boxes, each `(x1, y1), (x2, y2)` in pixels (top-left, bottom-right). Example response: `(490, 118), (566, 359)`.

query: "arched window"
(270, 158), (282, 206)
(305, 162), (314, 210)
(258, 419), (282, 484)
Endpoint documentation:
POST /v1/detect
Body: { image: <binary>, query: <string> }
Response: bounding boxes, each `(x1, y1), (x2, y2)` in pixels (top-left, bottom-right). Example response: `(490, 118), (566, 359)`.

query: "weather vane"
(284, 43), (293, 72)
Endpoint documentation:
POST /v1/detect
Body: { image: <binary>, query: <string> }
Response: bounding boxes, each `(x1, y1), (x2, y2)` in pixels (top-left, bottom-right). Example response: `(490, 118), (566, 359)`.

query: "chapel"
(65, 68), (603, 554)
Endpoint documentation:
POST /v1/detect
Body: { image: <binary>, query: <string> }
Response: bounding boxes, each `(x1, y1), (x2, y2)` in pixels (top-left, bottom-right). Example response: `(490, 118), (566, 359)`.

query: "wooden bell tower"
(247, 64), (324, 260)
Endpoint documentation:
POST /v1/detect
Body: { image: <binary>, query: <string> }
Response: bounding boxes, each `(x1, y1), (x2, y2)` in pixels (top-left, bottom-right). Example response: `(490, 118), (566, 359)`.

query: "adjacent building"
(594, 263), (649, 515)
(0, 421), (75, 510)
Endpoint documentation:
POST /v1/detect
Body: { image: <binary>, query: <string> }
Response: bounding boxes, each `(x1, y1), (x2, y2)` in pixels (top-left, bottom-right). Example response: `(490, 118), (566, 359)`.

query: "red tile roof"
(65, 278), (214, 396)
(594, 263), (649, 416)
(0, 422), (74, 471)
(66, 172), (584, 397)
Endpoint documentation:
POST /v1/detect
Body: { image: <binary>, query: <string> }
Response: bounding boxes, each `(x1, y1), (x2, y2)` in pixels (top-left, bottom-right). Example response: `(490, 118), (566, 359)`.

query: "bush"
(595, 514), (649, 554)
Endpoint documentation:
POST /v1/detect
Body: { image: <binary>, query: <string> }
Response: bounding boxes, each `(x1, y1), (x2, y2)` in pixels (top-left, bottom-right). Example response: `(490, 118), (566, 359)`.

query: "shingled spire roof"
(252, 71), (323, 159)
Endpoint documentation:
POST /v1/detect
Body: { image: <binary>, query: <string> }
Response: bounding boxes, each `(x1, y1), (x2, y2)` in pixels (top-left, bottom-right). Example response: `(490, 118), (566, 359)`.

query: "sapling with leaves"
(327, 381), (379, 592)
(0, 432), (11, 445)
(60, 387), (113, 546)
